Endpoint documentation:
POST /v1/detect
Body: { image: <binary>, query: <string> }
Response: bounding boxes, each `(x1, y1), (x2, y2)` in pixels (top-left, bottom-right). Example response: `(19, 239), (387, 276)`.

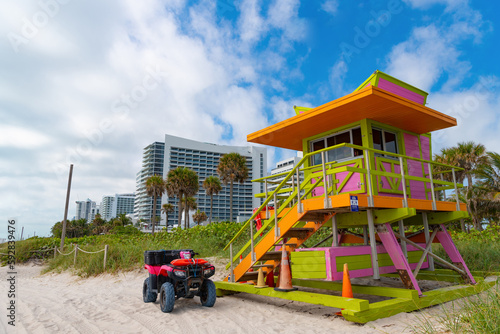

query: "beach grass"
(411, 284), (500, 334)
(411, 226), (500, 333)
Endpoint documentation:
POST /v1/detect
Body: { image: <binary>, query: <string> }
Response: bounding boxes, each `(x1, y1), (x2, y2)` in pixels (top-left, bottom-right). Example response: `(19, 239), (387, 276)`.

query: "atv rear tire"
(200, 279), (216, 307)
(159, 282), (175, 313)
(143, 278), (157, 303)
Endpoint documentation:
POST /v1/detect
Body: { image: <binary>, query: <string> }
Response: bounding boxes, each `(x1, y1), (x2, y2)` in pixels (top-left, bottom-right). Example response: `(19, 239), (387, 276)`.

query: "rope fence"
(2, 244), (109, 269)
(56, 244), (109, 269)
(56, 247), (76, 256)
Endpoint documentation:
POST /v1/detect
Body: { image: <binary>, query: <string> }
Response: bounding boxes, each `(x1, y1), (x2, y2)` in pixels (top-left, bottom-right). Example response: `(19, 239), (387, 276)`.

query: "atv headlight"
(174, 269), (186, 278)
(203, 266), (215, 278)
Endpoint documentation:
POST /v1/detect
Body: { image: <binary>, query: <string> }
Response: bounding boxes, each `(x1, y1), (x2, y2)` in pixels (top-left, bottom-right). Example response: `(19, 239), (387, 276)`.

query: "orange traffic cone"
(254, 268), (268, 288)
(341, 263), (353, 298)
(274, 247), (297, 292)
(336, 263), (353, 316)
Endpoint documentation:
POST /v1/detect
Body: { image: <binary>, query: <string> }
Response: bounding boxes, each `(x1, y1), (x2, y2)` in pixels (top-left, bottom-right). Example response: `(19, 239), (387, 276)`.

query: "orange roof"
(247, 86), (456, 151)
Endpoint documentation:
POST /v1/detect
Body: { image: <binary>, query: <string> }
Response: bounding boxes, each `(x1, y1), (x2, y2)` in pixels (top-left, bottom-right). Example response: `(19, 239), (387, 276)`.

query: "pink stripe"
(404, 133), (426, 199)
(378, 78), (425, 105)
(436, 224), (476, 284)
(325, 249), (332, 280)
(378, 223), (422, 295)
(421, 136), (430, 161)
(333, 261), (429, 281)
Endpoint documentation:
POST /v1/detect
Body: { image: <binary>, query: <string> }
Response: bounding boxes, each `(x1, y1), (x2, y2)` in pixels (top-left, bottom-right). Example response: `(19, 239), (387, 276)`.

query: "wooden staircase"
(229, 203), (335, 283)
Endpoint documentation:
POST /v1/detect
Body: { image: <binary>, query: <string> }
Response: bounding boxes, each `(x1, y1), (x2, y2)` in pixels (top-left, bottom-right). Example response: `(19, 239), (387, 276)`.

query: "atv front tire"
(143, 278), (157, 303)
(200, 279), (216, 307)
(159, 282), (175, 313)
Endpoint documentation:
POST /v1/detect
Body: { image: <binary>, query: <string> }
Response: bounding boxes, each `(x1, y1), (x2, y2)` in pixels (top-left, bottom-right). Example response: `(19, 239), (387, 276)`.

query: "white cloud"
(385, 2), (498, 154)
(238, 0), (267, 44)
(385, 25), (462, 92)
(268, 0), (308, 45)
(0, 125), (51, 148)
(329, 59), (349, 97)
(321, 0), (339, 16)
(0, 0), (310, 238)
(403, 0), (467, 10)
(385, 0), (488, 92)
(269, 97), (295, 123)
(430, 76), (500, 153)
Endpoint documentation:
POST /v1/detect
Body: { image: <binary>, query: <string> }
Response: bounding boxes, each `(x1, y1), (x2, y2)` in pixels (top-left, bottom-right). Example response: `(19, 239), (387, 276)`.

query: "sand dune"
(1, 262), (450, 334)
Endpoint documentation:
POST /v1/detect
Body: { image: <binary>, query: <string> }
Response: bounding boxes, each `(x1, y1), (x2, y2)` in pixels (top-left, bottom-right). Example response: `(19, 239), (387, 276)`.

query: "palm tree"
(166, 167), (199, 229)
(478, 152), (500, 199)
(454, 142), (489, 231)
(217, 153), (249, 222)
(192, 210), (208, 226)
(434, 142), (489, 231)
(476, 151), (500, 226)
(116, 213), (132, 227)
(203, 176), (222, 224)
(146, 175), (166, 235)
(161, 203), (175, 228)
(185, 197), (197, 228)
(455, 142), (488, 189)
(91, 213), (107, 235)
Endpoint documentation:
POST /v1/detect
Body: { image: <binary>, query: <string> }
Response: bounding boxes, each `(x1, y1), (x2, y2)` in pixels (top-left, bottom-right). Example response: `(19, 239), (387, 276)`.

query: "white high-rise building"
(75, 199), (99, 223)
(163, 134), (267, 226)
(270, 157), (302, 188)
(101, 196), (114, 221)
(269, 156), (302, 205)
(112, 193), (135, 217)
(134, 142), (165, 223)
(134, 135), (267, 228)
(102, 194), (135, 221)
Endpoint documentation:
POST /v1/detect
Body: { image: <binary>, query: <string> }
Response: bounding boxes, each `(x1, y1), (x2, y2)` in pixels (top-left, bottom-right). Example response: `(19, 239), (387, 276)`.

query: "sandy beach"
(1, 261), (453, 334)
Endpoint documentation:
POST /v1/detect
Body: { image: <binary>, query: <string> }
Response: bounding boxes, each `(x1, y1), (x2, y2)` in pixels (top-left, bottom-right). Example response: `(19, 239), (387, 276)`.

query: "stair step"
(260, 251), (283, 261)
(301, 212), (328, 222)
(239, 271), (259, 281)
(252, 264), (274, 269)
(282, 228), (314, 239)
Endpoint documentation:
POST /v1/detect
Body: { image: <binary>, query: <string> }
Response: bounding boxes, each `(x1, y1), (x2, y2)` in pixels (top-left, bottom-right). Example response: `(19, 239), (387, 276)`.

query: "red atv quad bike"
(143, 249), (216, 313)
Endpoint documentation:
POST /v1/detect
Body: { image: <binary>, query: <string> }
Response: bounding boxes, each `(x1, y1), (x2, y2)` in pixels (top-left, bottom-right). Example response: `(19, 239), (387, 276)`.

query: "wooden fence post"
(74, 244), (78, 266)
(103, 245), (108, 270)
(54, 247), (57, 258)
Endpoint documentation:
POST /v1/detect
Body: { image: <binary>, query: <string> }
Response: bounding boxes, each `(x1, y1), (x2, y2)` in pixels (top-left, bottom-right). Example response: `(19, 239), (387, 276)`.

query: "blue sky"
(1, 0), (499, 239)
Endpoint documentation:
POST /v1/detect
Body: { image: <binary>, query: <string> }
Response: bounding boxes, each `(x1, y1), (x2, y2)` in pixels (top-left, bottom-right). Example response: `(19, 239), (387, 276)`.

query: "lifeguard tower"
(215, 71), (496, 322)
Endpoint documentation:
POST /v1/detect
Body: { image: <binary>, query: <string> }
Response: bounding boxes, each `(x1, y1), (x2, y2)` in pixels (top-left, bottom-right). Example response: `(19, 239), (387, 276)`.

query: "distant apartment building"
(269, 156), (302, 190)
(134, 142), (165, 223)
(101, 193), (135, 221)
(75, 199), (99, 224)
(269, 156), (302, 205)
(134, 135), (267, 228)
(101, 196), (114, 221)
(162, 134), (267, 226)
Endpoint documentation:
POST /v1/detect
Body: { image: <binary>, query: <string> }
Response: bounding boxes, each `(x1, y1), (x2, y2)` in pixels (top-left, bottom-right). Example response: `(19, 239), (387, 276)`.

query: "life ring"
(170, 258), (208, 266)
